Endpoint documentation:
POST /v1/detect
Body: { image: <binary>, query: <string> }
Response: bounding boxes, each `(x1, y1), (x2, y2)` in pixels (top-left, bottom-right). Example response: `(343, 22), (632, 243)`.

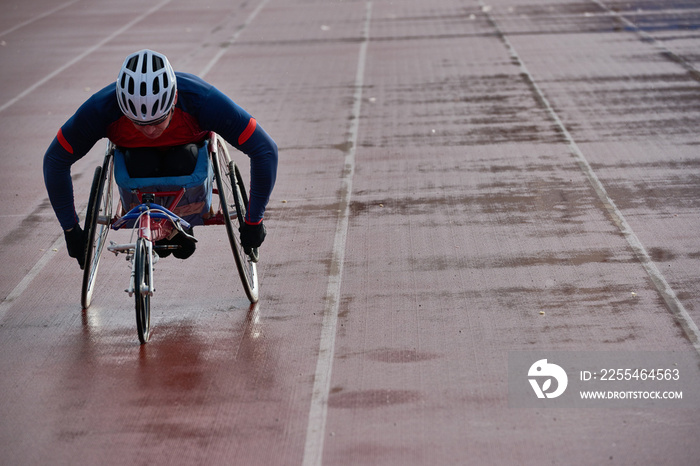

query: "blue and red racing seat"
(113, 141), (213, 229)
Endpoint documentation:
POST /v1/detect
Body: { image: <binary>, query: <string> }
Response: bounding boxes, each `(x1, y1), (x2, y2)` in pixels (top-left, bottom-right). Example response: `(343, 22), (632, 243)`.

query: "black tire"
(211, 135), (259, 303)
(134, 237), (151, 344)
(81, 151), (114, 309)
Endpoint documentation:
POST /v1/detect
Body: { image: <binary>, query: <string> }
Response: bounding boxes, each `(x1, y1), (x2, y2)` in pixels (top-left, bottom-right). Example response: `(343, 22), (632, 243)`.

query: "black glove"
(64, 224), (87, 270)
(171, 227), (197, 260)
(239, 221), (266, 251)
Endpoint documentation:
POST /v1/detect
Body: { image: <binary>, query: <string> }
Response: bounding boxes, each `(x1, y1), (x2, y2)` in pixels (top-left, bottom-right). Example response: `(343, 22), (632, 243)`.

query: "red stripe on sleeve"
(57, 128), (74, 154)
(244, 216), (263, 225)
(238, 118), (257, 145)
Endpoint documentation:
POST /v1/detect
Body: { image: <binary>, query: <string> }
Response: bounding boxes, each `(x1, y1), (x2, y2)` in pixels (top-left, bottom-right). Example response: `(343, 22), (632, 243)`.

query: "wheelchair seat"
(113, 141), (214, 226)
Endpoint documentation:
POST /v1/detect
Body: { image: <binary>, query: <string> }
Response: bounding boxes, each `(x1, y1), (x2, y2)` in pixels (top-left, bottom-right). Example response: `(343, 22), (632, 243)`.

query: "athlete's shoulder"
(81, 82), (119, 112)
(175, 72), (214, 95)
(61, 82), (122, 147)
(71, 82), (123, 128)
(174, 72), (230, 118)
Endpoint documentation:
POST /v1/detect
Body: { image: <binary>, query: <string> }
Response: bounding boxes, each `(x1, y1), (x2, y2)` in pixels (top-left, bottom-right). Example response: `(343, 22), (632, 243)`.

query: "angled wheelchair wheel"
(211, 135), (259, 303)
(134, 237), (151, 344)
(81, 148), (114, 309)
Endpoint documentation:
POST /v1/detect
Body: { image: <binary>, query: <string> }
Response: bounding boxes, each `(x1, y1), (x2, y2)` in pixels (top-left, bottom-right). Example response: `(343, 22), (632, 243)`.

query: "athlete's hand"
(239, 221), (266, 252)
(64, 224), (87, 270)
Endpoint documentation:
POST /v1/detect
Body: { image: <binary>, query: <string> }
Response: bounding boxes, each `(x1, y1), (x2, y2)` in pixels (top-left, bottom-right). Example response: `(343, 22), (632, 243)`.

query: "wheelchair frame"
(80, 132), (259, 343)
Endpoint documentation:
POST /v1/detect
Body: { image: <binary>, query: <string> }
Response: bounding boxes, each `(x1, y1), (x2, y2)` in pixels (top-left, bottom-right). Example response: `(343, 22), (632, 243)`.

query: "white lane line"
(480, 2), (700, 355)
(0, 235), (64, 322)
(199, 0), (271, 78)
(0, 0), (81, 38)
(591, 0), (700, 78)
(0, 0), (174, 115)
(302, 3), (372, 465)
(0, 201), (89, 318)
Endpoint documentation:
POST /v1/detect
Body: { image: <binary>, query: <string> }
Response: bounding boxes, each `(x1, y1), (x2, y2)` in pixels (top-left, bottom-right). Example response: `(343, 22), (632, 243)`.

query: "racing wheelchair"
(80, 132), (259, 343)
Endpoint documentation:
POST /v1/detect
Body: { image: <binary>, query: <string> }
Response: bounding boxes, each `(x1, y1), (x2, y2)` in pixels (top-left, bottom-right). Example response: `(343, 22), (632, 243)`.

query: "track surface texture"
(1, 0), (699, 465)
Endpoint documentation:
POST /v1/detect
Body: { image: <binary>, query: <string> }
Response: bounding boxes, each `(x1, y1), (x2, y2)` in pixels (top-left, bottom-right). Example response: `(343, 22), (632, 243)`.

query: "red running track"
(1, 0), (699, 464)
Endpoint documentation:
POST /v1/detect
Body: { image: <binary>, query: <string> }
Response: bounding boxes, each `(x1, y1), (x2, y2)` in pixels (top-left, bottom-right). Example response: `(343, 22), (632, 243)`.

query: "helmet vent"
(141, 104), (147, 117)
(153, 77), (160, 95)
(164, 89), (175, 112)
(151, 101), (160, 117)
(125, 56), (138, 72)
(152, 55), (164, 71)
(140, 82), (147, 97)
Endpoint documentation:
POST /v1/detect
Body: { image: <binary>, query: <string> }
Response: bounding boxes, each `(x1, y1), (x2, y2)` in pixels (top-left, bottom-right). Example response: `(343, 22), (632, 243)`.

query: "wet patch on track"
(359, 73), (566, 148)
(364, 348), (440, 364)
(0, 198), (54, 246)
(328, 388), (423, 409)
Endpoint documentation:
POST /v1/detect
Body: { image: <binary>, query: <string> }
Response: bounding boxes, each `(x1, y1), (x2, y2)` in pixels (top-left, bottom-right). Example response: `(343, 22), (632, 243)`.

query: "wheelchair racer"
(43, 49), (278, 267)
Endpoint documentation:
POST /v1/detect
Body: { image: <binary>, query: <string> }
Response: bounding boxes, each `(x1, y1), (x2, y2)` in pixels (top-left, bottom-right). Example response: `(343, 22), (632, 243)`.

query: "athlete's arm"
(197, 85), (278, 224)
(43, 86), (115, 229)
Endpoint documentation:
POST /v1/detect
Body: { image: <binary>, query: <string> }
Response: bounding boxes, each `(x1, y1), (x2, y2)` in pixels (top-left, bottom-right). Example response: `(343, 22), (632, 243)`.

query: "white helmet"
(116, 49), (176, 124)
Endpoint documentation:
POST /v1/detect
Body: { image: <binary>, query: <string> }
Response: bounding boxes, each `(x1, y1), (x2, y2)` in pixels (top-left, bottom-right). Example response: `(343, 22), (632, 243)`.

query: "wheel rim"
(81, 157), (113, 309)
(212, 137), (259, 302)
(135, 238), (151, 343)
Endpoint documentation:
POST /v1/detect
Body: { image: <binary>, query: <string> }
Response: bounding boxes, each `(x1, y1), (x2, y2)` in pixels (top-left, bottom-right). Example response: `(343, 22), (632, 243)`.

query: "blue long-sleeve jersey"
(43, 72), (277, 230)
